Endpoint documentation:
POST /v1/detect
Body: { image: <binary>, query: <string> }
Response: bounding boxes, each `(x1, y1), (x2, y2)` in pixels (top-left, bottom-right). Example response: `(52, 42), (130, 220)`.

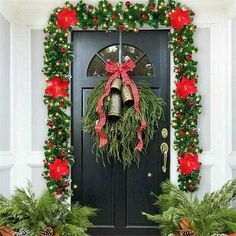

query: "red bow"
(95, 59), (147, 151)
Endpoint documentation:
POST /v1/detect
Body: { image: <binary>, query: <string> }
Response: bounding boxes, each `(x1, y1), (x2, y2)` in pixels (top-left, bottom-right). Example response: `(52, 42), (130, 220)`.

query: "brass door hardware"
(161, 128), (168, 139)
(160, 142), (169, 173)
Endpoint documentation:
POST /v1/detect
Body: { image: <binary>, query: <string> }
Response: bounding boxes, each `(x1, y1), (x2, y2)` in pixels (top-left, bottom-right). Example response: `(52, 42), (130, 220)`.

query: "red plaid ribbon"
(95, 59), (147, 151)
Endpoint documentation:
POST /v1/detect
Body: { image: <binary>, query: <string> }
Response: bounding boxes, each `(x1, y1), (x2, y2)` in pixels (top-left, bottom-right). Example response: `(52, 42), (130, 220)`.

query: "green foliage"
(0, 185), (97, 236)
(143, 179), (236, 236)
(83, 81), (165, 168)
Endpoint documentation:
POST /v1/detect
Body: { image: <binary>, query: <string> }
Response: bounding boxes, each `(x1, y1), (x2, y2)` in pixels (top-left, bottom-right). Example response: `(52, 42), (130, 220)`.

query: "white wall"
(0, 0), (235, 197)
(0, 11), (12, 196)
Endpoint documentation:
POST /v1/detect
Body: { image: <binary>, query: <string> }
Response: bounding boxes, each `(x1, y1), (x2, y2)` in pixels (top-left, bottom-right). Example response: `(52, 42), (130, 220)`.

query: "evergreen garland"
(43, 0), (202, 196)
(83, 81), (165, 167)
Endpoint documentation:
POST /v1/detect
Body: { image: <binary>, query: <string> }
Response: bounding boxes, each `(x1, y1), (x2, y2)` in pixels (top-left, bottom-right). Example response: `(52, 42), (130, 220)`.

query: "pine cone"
(39, 227), (53, 236)
(180, 229), (196, 236)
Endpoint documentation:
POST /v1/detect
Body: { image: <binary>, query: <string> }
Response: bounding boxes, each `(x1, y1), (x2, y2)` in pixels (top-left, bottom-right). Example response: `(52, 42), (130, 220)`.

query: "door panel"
(72, 30), (170, 235)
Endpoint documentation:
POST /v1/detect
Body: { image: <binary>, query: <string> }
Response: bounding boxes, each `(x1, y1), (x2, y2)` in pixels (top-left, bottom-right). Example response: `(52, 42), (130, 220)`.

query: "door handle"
(160, 142), (169, 173)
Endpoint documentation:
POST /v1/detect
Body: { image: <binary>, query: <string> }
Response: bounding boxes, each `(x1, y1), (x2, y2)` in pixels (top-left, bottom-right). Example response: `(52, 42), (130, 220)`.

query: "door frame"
(69, 27), (176, 197)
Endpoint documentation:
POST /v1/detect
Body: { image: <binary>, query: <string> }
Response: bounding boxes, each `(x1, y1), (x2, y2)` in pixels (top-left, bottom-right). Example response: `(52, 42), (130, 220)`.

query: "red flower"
(175, 77), (197, 99)
(149, 4), (156, 11)
(48, 159), (70, 181)
(112, 14), (118, 20)
(125, 1), (132, 7)
(56, 8), (78, 30)
(45, 77), (70, 98)
(47, 121), (55, 127)
(140, 13), (148, 20)
(118, 24), (125, 30)
(169, 7), (191, 31)
(179, 153), (201, 175)
(92, 17), (99, 24)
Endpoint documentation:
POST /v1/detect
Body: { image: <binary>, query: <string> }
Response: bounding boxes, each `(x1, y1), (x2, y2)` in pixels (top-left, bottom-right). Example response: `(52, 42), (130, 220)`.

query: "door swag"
(43, 0), (202, 198)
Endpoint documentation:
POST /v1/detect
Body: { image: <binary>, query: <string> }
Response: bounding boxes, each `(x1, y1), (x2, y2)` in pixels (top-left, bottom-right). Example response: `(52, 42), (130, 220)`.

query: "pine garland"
(43, 0), (202, 196)
(83, 81), (165, 167)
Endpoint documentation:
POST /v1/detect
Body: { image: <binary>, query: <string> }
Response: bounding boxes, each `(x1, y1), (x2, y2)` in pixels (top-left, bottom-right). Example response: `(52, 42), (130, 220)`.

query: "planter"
(0, 226), (60, 236)
(173, 231), (236, 236)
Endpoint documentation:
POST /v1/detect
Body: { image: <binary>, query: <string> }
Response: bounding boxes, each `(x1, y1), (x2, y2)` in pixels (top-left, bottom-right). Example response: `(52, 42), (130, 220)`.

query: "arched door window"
(87, 44), (155, 77)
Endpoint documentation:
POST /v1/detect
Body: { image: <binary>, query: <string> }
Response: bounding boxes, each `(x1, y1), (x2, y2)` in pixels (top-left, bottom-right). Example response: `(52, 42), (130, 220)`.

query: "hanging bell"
(111, 78), (122, 92)
(107, 92), (122, 118)
(121, 85), (134, 106)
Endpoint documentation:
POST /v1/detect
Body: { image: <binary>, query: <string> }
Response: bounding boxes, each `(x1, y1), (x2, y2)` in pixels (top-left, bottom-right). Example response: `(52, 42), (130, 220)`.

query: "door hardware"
(160, 142), (169, 173)
(161, 128), (168, 139)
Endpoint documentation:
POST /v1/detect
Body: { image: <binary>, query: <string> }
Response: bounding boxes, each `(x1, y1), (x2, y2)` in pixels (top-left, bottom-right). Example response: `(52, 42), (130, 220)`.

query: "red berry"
(140, 13), (148, 20)
(191, 130), (197, 135)
(62, 181), (70, 188)
(188, 184), (195, 190)
(189, 100), (195, 107)
(95, 26), (99, 30)
(179, 130), (186, 136)
(112, 14), (118, 20)
(48, 142), (55, 147)
(175, 68), (181, 73)
(177, 37), (183, 44)
(58, 102), (65, 108)
(189, 145), (195, 151)
(56, 188), (63, 194)
(176, 113), (183, 119)
(118, 24), (125, 30)
(47, 121), (55, 127)
(185, 55), (192, 61)
(125, 1), (132, 7)
(149, 4), (155, 10)
(92, 17), (99, 24)
(60, 151), (66, 157)
(60, 47), (67, 55)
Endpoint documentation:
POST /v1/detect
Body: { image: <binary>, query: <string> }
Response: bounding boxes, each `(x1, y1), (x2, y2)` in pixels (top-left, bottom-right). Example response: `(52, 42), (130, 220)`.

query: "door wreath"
(43, 0), (202, 198)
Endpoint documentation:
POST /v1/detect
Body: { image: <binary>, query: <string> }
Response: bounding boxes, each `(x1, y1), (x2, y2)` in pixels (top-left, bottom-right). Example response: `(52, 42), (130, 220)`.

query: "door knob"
(161, 128), (168, 139)
(160, 142), (169, 173)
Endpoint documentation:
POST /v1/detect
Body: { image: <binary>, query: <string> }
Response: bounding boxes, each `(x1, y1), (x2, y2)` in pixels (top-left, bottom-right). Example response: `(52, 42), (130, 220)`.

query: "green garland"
(83, 81), (165, 168)
(43, 0), (202, 198)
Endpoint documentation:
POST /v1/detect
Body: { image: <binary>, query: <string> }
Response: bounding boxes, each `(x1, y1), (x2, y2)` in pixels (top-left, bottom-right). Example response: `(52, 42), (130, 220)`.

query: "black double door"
(72, 30), (170, 236)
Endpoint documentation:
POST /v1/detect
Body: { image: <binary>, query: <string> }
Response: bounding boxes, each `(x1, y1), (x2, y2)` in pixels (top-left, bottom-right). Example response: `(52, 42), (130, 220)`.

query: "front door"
(72, 30), (170, 236)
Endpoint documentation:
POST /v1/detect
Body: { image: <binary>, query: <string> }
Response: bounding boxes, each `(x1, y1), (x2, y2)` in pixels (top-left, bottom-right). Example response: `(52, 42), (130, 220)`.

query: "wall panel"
(197, 166), (212, 199)
(0, 12), (10, 151)
(232, 16), (236, 151)
(194, 27), (211, 152)
(30, 165), (46, 196)
(31, 29), (47, 152)
(0, 168), (11, 196)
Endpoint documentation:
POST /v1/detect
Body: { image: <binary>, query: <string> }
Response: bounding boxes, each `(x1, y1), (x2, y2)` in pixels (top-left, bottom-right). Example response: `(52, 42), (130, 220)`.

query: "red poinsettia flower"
(175, 77), (197, 99)
(45, 77), (70, 98)
(56, 8), (78, 30)
(48, 159), (70, 181)
(179, 153), (201, 175)
(169, 7), (191, 30)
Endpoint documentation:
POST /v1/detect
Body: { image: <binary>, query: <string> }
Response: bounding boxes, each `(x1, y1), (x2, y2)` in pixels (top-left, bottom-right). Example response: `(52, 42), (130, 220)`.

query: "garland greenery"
(142, 180), (236, 236)
(83, 81), (165, 167)
(0, 185), (97, 236)
(43, 0), (202, 197)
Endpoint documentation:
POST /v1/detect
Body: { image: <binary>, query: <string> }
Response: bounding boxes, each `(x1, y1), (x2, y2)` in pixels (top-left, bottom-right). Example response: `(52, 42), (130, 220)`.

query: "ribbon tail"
(121, 72), (147, 152)
(95, 72), (119, 148)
